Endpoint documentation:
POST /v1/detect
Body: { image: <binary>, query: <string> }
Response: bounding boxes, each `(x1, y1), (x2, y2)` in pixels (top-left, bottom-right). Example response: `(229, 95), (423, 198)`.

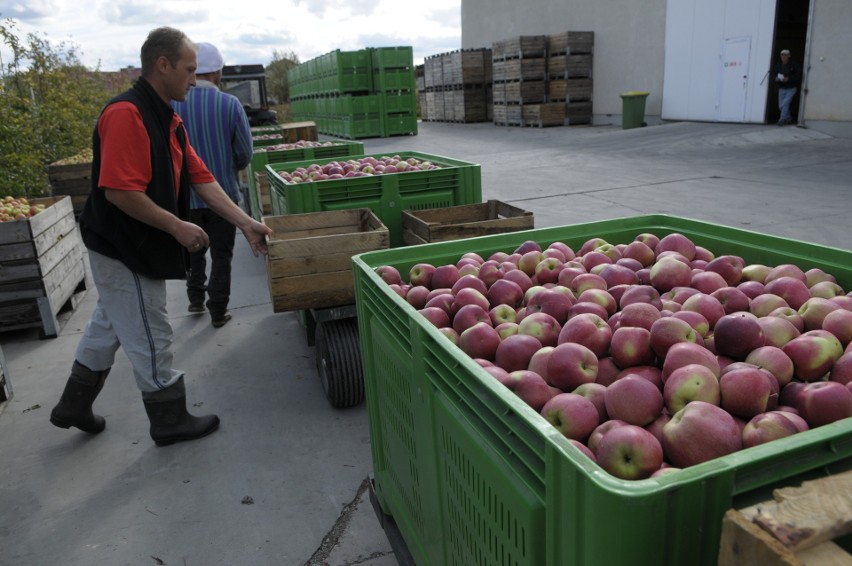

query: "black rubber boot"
(50, 361), (110, 434)
(142, 378), (219, 447)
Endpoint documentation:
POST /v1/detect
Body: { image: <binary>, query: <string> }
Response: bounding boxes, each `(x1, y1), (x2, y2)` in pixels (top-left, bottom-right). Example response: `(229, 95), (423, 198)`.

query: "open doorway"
(765, 0), (810, 124)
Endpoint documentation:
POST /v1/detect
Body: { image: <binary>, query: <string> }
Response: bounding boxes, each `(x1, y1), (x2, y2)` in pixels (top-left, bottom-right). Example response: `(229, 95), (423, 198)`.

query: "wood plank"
(270, 271), (356, 312)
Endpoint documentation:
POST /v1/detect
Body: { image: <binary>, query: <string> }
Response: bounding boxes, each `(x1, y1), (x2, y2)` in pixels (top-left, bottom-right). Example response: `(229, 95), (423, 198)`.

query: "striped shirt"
(172, 80), (253, 208)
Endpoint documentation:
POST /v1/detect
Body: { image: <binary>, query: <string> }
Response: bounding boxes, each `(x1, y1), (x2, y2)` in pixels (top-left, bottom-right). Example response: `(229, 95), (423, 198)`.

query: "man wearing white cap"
(173, 42), (254, 327)
(772, 49), (801, 126)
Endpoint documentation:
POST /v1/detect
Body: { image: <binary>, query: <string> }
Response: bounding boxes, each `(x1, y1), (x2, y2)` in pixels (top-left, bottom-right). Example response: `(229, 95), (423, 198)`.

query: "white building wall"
(461, 0), (668, 124)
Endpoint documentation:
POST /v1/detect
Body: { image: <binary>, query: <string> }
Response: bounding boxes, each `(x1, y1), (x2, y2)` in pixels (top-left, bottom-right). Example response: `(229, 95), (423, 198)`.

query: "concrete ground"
(1, 120), (850, 566)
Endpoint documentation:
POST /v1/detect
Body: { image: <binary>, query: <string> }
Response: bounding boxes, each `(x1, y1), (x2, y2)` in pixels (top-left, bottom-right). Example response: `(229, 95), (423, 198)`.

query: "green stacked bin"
(265, 151), (481, 246)
(245, 141), (364, 220)
(289, 47), (418, 139)
(352, 215), (852, 566)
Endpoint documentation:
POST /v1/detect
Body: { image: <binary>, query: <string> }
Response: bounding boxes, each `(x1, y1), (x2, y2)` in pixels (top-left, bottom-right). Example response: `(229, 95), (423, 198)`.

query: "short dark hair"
(140, 27), (193, 76)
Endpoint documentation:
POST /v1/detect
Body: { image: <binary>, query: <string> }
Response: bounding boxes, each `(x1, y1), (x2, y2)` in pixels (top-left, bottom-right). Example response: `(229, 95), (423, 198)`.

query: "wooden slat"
(402, 200), (533, 242)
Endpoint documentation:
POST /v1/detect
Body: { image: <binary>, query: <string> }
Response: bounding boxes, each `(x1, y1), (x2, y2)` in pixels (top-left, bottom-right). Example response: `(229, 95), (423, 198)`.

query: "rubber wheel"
(315, 318), (364, 408)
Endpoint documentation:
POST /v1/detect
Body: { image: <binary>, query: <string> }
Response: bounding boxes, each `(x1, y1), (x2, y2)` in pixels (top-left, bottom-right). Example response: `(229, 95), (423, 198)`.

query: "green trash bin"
(620, 91), (649, 129)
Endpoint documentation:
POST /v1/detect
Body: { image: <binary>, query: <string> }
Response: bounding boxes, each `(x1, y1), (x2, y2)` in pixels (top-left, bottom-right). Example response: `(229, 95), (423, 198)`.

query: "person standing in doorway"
(773, 49), (802, 126)
(50, 27), (271, 447)
(172, 42), (254, 328)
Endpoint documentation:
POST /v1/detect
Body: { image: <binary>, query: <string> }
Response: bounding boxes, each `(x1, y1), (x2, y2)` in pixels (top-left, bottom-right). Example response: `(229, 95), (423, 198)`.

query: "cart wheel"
(315, 318), (364, 408)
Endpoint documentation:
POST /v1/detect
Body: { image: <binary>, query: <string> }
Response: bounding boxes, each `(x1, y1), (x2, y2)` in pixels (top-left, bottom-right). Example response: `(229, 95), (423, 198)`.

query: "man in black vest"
(50, 27), (272, 446)
(773, 49), (802, 126)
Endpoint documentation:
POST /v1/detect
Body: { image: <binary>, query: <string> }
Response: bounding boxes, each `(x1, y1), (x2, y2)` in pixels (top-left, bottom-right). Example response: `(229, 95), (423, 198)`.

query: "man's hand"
(241, 219), (273, 256)
(105, 188), (209, 251)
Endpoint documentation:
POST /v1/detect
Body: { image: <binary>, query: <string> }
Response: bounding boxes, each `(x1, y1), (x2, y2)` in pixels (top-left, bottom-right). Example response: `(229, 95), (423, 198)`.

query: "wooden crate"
(442, 49), (492, 87)
(253, 172), (273, 216)
(565, 101), (593, 125)
(492, 36), (547, 60)
(548, 78), (593, 102)
(0, 196), (87, 337)
(263, 209), (389, 312)
(547, 54), (593, 79)
(522, 103), (566, 127)
(546, 31), (595, 55)
(718, 469), (852, 566)
(492, 104), (523, 125)
(258, 121), (318, 144)
(424, 55), (443, 90)
(492, 80), (546, 104)
(493, 58), (546, 82)
(48, 161), (91, 217)
(402, 200), (534, 245)
(425, 90), (446, 121)
(446, 87), (489, 123)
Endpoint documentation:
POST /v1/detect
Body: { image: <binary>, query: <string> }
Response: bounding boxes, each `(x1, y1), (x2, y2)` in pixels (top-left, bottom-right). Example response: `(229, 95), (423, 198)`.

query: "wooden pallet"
(0, 196), (88, 338)
(492, 35), (547, 60)
(718, 470), (852, 566)
(547, 54), (594, 79)
(493, 58), (547, 82)
(441, 49), (493, 88)
(492, 80), (547, 104)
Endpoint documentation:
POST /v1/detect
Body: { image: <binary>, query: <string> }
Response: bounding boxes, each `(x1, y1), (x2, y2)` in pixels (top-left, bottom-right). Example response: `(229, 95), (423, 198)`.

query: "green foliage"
(266, 49), (300, 104)
(0, 19), (130, 198)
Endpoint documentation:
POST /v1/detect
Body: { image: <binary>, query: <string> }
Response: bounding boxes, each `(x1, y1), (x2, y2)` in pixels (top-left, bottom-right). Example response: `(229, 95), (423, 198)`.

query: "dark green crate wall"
(289, 47), (417, 139)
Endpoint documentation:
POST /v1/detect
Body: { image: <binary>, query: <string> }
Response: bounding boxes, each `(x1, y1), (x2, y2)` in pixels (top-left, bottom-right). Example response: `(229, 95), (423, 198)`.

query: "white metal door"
(717, 37), (751, 122)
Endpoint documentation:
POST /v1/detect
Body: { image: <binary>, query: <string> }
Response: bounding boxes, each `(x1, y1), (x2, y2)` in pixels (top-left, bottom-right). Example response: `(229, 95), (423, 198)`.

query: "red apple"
(670, 310), (710, 337)
(406, 285), (431, 309)
(796, 381), (852, 427)
(595, 356), (622, 387)
(596, 424), (664, 480)
(518, 312), (561, 347)
(533, 257), (564, 285)
(757, 315), (801, 348)
(822, 309), (852, 347)
(494, 334), (543, 373)
(418, 306), (450, 328)
(487, 278), (525, 309)
(609, 326), (655, 369)
(527, 346), (555, 383)
(680, 293), (726, 329)
(431, 264), (460, 290)
(622, 240), (656, 267)
(477, 260), (505, 287)
(649, 256), (693, 292)
(737, 280), (766, 299)
(741, 411), (800, 449)
(572, 382), (609, 422)
(809, 281), (844, 299)
(830, 352), (852, 385)
(749, 293), (789, 318)
(655, 233), (697, 261)
(744, 346), (794, 388)
(719, 366), (775, 419)
(451, 274), (488, 297)
(450, 287), (489, 317)
(661, 401), (742, 468)
(587, 419), (628, 455)
(489, 304), (517, 326)
(705, 255), (745, 286)
(452, 303), (491, 334)
(557, 312), (612, 357)
(605, 374), (664, 426)
(741, 263), (772, 283)
(619, 285), (663, 310)
(525, 288), (575, 324)
(691, 271), (728, 294)
(375, 265), (403, 285)
(505, 370), (553, 411)
(765, 276), (811, 310)
(617, 302), (662, 331)
(649, 316), (700, 359)
(408, 263), (436, 287)
(798, 297), (841, 331)
(710, 286), (751, 315)
(765, 264), (807, 284)
(713, 312), (765, 360)
(663, 364), (721, 414)
(540, 392), (600, 441)
(547, 342), (599, 391)
(458, 322), (502, 361)
(782, 334), (839, 381)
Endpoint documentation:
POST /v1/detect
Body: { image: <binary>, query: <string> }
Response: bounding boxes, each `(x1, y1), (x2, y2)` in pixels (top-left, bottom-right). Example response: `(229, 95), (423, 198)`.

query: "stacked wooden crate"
(0, 196), (87, 338)
(420, 49), (492, 123)
(48, 149), (93, 218)
(492, 36), (565, 127)
(546, 31), (594, 125)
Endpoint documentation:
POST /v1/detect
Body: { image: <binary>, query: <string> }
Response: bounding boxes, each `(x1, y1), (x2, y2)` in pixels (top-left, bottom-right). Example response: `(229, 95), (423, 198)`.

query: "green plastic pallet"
(352, 215), (852, 566)
(265, 152), (481, 247)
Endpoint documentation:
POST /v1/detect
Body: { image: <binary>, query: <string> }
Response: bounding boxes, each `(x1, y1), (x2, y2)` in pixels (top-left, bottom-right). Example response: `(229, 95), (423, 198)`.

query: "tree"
(266, 49), (300, 104)
(0, 19), (128, 198)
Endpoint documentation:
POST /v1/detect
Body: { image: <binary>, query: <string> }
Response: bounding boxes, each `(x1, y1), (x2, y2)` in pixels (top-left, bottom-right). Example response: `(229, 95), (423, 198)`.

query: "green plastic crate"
(351, 215), (852, 566)
(265, 152), (481, 247)
(372, 68), (415, 92)
(371, 46), (414, 70)
(382, 113), (418, 137)
(382, 92), (417, 114)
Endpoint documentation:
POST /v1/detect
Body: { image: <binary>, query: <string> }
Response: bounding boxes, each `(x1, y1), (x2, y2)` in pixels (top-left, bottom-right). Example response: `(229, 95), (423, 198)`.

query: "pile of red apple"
(374, 232), (852, 481)
(275, 155), (440, 184)
(260, 140), (346, 152)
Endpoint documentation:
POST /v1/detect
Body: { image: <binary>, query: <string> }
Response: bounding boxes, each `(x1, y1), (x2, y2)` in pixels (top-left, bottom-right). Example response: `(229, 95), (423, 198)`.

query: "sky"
(0, 0), (462, 70)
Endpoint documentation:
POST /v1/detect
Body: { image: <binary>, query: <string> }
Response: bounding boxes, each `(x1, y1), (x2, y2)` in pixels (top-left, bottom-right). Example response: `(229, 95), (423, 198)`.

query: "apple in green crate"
(661, 401), (742, 468)
(767, 306), (804, 332)
(517, 250), (544, 276)
(540, 393), (600, 441)
(741, 411), (801, 448)
(691, 271), (728, 294)
(655, 232), (697, 261)
(644, 411), (672, 444)
(757, 315), (801, 348)
(557, 313), (612, 358)
(527, 346), (555, 384)
(749, 293), (789, 318)
(573, 382), (609, 422)
(597, 264), (640, 288)
(634, 232), (660, 250)
(570, 273), (607, 294)
(547, 342), (599, 391)
(587, 419), (628, 455)
(477, 260), (505, 287)
(713, 312), (765, 360)
(437, 327), (459, 345)
(505, 370), (553, 411)
(605, 374), (664, 427)
(705, 255), (745, 286)
(431, 264), (460, 290)
(495, 334), (543, 373)
(417, 307), (450, 329)
(618, 365), (664, 390)
(830, 352), (852, 385)
(804, 267), (837, 288)
(619, 283), (664, 310)
(737, 280), (766, 299)
(514, 239), (542, 255)
(650, 256), (693, 292)
(741, 263), (772, 283)
(766, 263), (807, 284)
(408, 263), (436, 287)
(495, 322), (519, 340)
(596, 424), (664, 480)
(503, 268), (533, 294)
(809, 281), (845, 299)
(459, 322), (502, 361)
(798, 297), (842, 331)
(664, 286), (702, 306)
(782, 334), (839, 381)
(489, 304), (517, 326)
(823, 309), (852, 347)
(595, 357), (622, 387)
(577, 288), (618, 317)
(663, 364), (721, 414)
(547, 241), (575, 262)
(424, 293), (454, 316)
(375, 265), (403, 285)
(776, 409), (810, 433)
(719, 366), (776, 419)
(796, 381), (852, 427)
(451, 288), (489, 318)
(622, 240), (656, 267)
(451, 304), (491, 335)
(525, 288), (574, 324)
(518, 312), (562, 347)
(711, 286), (751, 315)
(744, 346), (795, 388)
(609, 326), (655, 369)
(670, 310), (710, 337)
(650, 316), (701, 359)
(534, 257), (564, 285)
(405, 285), (430, 309)
(568, 439), (597, 463)
(617, 301), (662, 330)
(451, 274), (488, 296)
(486, 278), (525, 309)
(557, 266), (587, 288)
(765, 276), (811, 310)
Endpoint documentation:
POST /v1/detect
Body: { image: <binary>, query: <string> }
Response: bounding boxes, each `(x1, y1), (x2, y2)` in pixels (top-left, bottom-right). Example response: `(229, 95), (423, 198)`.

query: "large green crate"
(372, 68), (415, 92)
(382, 113), (418, 137)
(351, 214), (852, 566)
(371, 46), (413, 70)
(246, 141), (365, 220)
(266, 152), (481, 247)
(382, 92), (417, 114)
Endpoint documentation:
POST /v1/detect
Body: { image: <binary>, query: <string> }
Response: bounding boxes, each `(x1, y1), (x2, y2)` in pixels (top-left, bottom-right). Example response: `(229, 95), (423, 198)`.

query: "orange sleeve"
(97, 102), (151, 191)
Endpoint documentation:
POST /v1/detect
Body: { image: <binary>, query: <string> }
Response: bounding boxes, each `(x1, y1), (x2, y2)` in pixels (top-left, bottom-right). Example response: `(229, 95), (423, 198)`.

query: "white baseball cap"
(780, 49), (791, 56)
(196, 42), (224, 74)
